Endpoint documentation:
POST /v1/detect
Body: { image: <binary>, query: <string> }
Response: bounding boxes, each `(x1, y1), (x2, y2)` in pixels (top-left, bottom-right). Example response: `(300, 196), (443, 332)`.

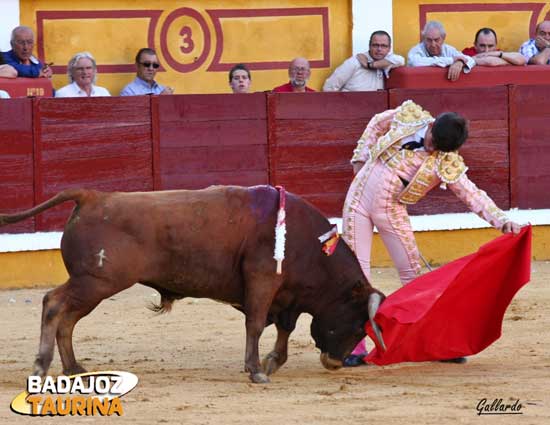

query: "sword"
(419, 252), (433, 272)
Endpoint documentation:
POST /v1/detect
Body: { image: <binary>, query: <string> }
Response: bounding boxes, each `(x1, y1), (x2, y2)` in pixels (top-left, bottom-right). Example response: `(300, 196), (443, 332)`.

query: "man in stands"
(273, 57), (315, 92)
(520, 20), (550, 65)
(408, 21), (475, 81)
(120, 48), (174, 96)
(323, 30), (404, 92)
(3, 26), (52, 78)
(463, 28), (525, 66)
(229, 63), (252, 94)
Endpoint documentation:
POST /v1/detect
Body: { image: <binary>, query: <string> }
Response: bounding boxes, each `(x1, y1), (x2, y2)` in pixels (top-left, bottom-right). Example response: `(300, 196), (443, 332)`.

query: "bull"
(0, 185), (385, 383)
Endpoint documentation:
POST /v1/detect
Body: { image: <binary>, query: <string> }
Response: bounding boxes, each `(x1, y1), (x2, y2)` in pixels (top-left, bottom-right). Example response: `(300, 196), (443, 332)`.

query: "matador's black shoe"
(343, 353), (367, 367)
(439, 357), (467, 364)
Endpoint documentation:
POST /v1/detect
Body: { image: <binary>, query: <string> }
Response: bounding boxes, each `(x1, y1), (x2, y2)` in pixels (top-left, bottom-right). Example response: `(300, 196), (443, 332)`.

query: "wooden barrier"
(387, 65), (550, 89)
(0, 77), (54, 98)
(509, 85), (550, 209)
(34, 96), (153, 230)
(268, 91), (388, 216)
(389, 87), (510, 215)
(0, 86), (548, 234)
(0, 98), (34, 233)
(155, 93), (268, 191)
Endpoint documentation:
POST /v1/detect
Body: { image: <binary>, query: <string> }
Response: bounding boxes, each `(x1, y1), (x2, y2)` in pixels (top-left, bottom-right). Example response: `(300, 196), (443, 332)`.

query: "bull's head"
(310, 283), (385, 370)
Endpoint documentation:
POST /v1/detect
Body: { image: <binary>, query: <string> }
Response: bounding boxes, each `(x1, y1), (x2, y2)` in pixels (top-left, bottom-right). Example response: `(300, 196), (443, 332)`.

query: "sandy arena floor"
(1, 262), (549, 424)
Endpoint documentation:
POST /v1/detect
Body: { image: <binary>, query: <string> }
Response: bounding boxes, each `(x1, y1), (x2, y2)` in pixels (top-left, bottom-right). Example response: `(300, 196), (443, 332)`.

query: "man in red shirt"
(273, 57), (315, 92)
(462, 28), (525, 66)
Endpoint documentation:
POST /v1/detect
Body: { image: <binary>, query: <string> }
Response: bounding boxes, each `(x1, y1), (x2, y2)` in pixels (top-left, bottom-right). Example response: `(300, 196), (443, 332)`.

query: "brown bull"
(0, 185), (385, 383)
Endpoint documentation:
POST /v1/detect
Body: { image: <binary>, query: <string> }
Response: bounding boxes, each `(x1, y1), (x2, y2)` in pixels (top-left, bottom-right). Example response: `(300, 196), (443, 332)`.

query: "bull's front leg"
(262, 310), (299, 376)
(244, 314), (269, 383)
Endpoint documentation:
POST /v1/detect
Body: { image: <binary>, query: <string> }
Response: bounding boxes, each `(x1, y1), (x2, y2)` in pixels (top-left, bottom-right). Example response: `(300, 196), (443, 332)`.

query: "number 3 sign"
(160, 7), (211, 73)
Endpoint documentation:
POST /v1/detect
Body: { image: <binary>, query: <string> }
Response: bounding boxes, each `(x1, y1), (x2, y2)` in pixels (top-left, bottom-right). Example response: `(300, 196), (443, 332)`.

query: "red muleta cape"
(365, 225), (532, 365)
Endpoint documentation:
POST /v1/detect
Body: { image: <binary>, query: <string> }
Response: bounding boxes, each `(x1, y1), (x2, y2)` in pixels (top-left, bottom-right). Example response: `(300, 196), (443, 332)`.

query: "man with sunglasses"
(2, 26), (52, 78)
(120, 48), (174, 96)
(323, 31), (404, 92)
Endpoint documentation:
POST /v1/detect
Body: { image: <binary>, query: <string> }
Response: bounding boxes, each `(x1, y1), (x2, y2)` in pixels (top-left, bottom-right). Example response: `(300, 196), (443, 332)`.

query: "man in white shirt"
(323, 31), (404, 92)
(55, 52), (110, 98)
(408, 21), (475, 81)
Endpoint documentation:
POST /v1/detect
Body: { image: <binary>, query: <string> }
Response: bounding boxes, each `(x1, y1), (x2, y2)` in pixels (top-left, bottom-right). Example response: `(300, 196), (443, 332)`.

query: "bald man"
(273, 57), (315, 92)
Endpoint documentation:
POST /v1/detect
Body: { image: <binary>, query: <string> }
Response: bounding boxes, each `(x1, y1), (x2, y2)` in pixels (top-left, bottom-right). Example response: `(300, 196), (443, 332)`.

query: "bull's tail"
(0, 188), (89, 226)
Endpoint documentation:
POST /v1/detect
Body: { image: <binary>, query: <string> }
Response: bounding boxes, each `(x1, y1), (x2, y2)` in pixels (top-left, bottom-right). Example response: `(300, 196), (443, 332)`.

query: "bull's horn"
(367, 292), (387, 352)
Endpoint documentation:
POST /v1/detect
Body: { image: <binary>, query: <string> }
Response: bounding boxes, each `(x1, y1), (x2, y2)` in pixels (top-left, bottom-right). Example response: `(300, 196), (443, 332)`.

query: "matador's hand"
(502, 221), (521, 235)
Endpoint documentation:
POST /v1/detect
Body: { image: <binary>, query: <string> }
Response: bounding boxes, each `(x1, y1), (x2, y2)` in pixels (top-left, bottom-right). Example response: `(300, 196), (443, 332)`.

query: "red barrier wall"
(155, 93), (268, 191)
(0, 98), (34, 232)
(0, 77), (54, 98)
(387, 66), (550, 89)
(509, 85), (550, 209)
(34, 96), (154, 230)
(0, 86), (547, 234)
(389, 87), (510, 215)
(268, 91), (388, 216)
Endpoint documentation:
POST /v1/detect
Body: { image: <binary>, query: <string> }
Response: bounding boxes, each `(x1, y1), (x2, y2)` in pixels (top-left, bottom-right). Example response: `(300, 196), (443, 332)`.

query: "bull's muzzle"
(320, 353), (343, 370)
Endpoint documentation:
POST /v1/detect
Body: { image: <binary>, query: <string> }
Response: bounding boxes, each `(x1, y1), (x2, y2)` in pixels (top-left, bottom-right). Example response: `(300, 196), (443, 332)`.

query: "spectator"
(408, 21), (475, 81)
(2, 26), (52, 78)
(0, 52), (17, 78)
(273, 57), (315, 92)
(462, 28), (525, 66)
(520, 20), (550, 65)
(342, 100), (521, 367)
(229, 63), (251, 93)
(55, 52), (110, 98)
(323, 31), (404, 91)
(120, 48), (173, 96)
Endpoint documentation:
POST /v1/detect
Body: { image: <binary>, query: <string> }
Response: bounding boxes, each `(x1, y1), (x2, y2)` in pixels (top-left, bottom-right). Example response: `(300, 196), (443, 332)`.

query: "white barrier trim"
(0, 209), (548, 253)
(329, 209), (549, 234)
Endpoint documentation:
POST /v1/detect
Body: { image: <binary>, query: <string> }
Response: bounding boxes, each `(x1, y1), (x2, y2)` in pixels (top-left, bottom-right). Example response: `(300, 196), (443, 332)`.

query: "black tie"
(401, 138), (424, 150)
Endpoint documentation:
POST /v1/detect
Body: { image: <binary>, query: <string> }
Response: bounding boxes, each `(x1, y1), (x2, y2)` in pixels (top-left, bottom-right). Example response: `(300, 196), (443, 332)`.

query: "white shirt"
(400, 126), (429, 151)
(55, 81), (111, 98)
(323, 52), (405, 92)
(407, 43), (475, 72)
(0, 90), (10, 99)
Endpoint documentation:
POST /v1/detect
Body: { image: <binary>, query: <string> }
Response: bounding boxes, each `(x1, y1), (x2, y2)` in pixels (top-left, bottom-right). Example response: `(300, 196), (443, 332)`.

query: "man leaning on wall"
(323, 30), (404, 92)
(2, 26), (52, 78)
(520, 20), (550, 65)
(408, 21), (475, 82)
(462, 28), (525, 66)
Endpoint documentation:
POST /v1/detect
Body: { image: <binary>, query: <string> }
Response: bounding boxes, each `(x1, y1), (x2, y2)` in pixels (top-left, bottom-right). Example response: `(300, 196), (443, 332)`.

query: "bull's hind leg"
(262, 310), (299, 376)
(34, 283), (69, 377)
(35, 276), (132, 377)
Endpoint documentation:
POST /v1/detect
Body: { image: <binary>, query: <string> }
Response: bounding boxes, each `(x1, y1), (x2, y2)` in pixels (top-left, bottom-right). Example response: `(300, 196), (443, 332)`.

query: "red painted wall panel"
(0, 98), (35, 232)
(509, 85), (550, 208)
(268, 91), (388, 217)
(157, 93), (268, 190)
(389, 87), (510, 216)
(34, 97), (153, 230)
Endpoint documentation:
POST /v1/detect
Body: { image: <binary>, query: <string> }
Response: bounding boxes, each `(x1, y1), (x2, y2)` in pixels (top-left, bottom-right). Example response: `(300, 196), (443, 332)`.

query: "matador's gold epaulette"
(436, 151), (468, 184)
(392, 100), (434, 129)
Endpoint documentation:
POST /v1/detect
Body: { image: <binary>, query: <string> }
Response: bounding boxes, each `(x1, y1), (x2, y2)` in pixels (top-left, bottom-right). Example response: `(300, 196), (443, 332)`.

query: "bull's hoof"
(63, 364), (88, 376)
(32, 363), (47, 378)
(262, 352), (282, 376)
(250, 372), (270, 384)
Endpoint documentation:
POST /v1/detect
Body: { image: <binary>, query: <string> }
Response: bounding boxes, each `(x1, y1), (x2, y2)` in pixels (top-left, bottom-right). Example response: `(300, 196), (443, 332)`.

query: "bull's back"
(60, 186), (279, 300)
